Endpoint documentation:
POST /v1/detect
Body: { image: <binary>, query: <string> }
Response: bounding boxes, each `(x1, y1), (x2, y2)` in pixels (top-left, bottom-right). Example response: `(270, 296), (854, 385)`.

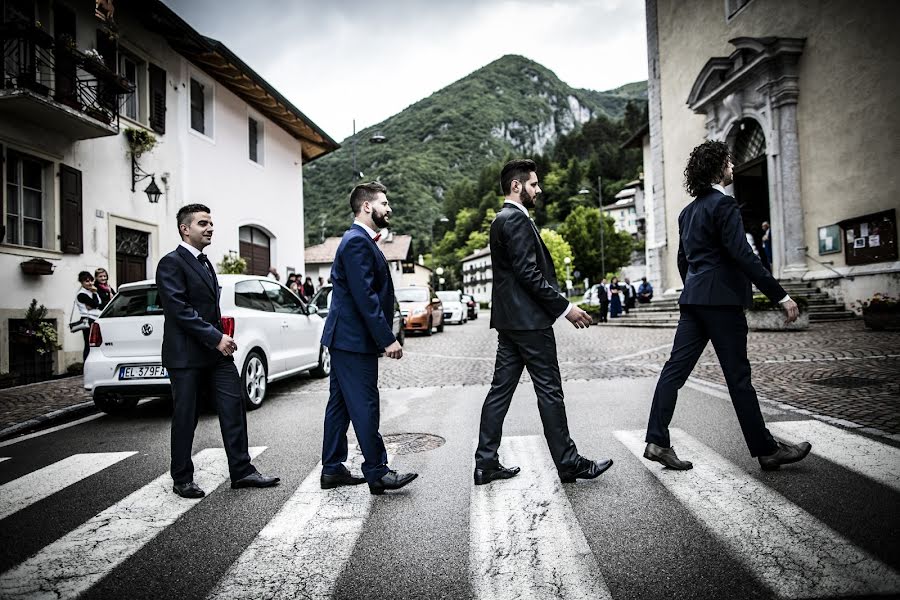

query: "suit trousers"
(322, 348), (390, 484)
(645, 305), (778, 457)
(475, 328), (579, 471)
(168, 358), (254, 485)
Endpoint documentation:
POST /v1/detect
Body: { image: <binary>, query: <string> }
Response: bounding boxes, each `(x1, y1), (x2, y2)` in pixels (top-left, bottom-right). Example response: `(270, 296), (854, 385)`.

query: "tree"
(559, 206), (634, 280)
(539, 229), (574, 281)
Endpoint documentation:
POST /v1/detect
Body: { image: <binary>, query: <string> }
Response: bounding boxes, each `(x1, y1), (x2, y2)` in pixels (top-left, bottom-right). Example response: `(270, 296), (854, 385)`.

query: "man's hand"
(565, 306), (593, 329)
(216, 334), (238, 356)
(384, 340), (403, 359)
(782, 299), (800, 324)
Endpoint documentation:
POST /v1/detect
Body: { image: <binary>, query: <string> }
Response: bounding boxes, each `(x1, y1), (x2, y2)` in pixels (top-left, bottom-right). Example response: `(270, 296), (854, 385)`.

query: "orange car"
(396, 285), (444, 335)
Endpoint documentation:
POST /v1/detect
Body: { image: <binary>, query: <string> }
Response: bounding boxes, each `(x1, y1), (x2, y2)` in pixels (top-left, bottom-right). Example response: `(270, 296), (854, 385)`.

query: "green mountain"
(303, 54), (647, 247)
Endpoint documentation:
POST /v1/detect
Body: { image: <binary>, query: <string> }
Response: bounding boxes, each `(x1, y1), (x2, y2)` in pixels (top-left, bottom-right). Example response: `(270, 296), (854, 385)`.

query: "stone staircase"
(604, 281), (856, 328)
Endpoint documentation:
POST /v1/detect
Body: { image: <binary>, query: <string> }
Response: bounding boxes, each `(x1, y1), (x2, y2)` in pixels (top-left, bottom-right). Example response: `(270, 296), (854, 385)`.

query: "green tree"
(559, 206), (634, 280)
(539, 229), (574, 281)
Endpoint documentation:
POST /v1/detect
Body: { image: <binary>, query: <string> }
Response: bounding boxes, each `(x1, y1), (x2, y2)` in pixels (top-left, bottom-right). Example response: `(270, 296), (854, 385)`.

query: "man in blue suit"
(643, 141), (811, 472)
(320, 182), (417, 495)
(156, 204), (279, 498)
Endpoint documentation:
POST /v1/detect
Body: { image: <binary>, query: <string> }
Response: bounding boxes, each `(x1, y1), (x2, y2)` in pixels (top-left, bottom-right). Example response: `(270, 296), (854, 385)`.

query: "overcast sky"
(163, 0), (648, 142)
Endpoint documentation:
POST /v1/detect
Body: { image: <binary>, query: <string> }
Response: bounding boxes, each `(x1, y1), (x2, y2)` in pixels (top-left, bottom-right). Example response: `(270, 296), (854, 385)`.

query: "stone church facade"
(644, 0), (900, 305)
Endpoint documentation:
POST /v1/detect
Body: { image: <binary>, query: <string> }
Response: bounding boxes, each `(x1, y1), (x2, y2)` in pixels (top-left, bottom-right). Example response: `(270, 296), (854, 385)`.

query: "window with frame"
(190, 78), (206, 134)
(118, 51), (144, 122)
(5, 150), (47, 248)
(248, 116), (262, 163)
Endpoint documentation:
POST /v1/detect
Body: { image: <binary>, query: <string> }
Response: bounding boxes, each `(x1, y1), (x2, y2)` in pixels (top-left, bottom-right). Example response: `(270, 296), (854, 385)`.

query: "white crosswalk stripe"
(208, 449), (373, 600)
(0, 457), (9, 463)
(769, 420), (900, 493)
(0, 452), (137, 521)
(0, 447), (265, 600)
(469, 435), (613, 600)
(615, 428), (900, 599)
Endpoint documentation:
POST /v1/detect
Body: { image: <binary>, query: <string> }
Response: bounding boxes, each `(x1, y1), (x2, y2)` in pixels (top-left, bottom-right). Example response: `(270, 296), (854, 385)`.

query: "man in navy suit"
(642, 141), (811, 471)
(320, 182), (417, 495)
(156, 204), (279, 498)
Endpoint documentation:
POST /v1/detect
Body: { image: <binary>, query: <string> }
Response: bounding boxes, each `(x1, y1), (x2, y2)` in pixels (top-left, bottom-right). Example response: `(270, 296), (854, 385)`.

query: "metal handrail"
(803, 249), (854, 281)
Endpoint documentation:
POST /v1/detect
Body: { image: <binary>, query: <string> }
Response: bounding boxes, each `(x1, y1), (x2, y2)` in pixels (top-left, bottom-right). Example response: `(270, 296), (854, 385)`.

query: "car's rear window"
(396, 288), (428, 302)
(437, 291), (459, 302)
(102, 287), (164, 318)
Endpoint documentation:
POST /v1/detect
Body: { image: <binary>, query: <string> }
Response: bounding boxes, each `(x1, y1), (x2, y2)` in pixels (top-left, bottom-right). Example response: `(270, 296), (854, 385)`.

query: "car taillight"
(221, 316), (235, 337)
(88, 322), (102, 347)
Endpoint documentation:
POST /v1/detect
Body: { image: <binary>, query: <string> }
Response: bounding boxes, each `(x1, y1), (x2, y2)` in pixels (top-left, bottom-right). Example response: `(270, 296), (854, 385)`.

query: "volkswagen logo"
(141, 324), (153, 336)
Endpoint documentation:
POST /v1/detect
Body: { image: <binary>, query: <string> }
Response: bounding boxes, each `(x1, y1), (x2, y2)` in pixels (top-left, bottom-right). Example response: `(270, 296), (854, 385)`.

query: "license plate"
(443, 313), (451, 318)
(119, 365), (168, 380)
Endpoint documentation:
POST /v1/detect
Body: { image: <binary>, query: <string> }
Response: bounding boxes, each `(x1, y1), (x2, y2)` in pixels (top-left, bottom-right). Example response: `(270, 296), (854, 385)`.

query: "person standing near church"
(643, 141), (810, 471)
(320, 182), (418, 495)
(474, 159), (612, 486)
(156, 204), (280, 498)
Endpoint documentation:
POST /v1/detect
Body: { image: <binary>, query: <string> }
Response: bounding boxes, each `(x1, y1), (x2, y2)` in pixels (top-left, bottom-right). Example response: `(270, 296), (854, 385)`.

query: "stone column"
(776, 102), (806, 278)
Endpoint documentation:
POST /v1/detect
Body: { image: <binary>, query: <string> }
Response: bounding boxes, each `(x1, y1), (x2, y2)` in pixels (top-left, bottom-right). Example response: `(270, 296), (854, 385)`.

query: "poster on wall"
(818, 224), (842, 255)
(837, 209), (898, 266)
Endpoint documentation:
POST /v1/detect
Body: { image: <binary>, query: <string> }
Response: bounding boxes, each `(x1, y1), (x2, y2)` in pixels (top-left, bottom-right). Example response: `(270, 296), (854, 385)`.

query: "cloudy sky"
(163, 0), (648, 142)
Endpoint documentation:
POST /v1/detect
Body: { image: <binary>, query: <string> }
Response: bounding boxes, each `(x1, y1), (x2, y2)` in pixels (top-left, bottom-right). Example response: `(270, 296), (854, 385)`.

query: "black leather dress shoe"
(231, 471), (280, 489)
(474, 464), (521, 486)
(644, 442), (693, 470)
(320, 470), (366, 489)
(758, 441), (812, 471)
(559, 457), (613, 483)
(369, 470), (418, 495)
(173, 481), (205, 499)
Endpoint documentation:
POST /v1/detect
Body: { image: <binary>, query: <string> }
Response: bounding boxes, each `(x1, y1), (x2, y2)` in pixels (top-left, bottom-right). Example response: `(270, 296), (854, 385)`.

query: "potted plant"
(218, 251), (247, 275)
(746, 294), (809, 331)
(852, 293), (900, 331)
(124, 127), (157, 158)
(19, 257), (55, 275)
(16, 299), (61, 355)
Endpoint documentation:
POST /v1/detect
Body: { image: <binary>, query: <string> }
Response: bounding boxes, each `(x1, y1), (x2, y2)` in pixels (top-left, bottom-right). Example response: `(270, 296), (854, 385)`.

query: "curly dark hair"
(683, 140), (731, 197)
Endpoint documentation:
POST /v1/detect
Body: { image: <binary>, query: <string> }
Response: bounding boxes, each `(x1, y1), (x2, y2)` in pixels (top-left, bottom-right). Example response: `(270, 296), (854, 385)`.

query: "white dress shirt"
(353, 219), (379, 239)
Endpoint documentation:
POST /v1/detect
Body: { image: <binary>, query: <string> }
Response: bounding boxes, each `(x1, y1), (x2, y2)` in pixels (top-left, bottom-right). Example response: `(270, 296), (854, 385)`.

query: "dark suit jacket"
(677, 189), (786, 307)
(321, 224), (396, 355)
(156, 245), (225, 369)
(489, 203), (569, 330)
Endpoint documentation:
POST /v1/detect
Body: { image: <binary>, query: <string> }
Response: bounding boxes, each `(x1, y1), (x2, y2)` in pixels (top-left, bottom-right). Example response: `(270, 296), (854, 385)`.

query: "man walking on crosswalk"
(643, 141), (812, 471)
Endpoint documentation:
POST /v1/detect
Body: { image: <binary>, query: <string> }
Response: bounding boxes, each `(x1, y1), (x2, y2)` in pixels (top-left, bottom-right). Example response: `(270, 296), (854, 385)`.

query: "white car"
(437, 290), (467, 325)
(83, 275), (330, 414)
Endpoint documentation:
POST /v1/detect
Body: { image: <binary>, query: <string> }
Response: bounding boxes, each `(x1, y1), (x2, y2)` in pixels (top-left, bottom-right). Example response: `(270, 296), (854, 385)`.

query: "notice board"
(837, 209), (897, 266)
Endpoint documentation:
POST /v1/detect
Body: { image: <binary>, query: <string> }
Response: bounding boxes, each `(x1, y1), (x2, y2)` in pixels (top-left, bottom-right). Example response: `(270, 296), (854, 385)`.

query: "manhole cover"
(809, 376), (887, 389)
(383, 433), (445, 455)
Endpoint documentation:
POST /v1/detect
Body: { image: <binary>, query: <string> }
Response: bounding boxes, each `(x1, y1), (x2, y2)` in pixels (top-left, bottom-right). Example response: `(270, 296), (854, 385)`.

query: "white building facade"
(0, 1), (337, 379)
(461, 246), (492, 303)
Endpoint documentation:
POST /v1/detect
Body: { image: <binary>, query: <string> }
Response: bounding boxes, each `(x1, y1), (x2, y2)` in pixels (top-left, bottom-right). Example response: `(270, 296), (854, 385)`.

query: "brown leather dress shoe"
(758, 441), (812, 471)
(643, 442), (693, 470)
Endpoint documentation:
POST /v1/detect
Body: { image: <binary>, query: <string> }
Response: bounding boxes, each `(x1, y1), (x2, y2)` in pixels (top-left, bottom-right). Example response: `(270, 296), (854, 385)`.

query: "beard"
(519, 188), (537, 209)
(372, 210), (390, 229)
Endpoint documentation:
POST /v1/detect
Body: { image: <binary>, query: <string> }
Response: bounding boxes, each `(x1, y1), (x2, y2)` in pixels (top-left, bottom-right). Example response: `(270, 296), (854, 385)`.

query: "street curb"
(0, 401), (98, 442)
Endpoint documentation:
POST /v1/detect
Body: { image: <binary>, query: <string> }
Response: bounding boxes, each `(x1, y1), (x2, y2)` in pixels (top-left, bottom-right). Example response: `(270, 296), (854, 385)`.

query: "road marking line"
(0, 414), (105, 448)
(208, 448), (373, 600)
(469, 435), (613, 600)
(0, 452), (137, 521)
(0, 457), (9, 463)
(615, 429), (900, 599)
(769, 420), (900, 493)
(0, 447), (265, 600)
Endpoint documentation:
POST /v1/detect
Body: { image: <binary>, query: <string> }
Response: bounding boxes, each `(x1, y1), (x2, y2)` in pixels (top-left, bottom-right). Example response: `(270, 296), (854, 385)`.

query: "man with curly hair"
(642, 140), (811, 471)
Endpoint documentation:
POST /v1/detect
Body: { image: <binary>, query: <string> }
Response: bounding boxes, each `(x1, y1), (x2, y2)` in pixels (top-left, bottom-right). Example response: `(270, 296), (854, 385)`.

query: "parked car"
(462, 293), (479, 320)
(437, 290), (467, 325)
(396, 285), (444, 335)
(309, 284), (404, 346)
(583, 284), (607, 306)
(83, 275), (330, 414)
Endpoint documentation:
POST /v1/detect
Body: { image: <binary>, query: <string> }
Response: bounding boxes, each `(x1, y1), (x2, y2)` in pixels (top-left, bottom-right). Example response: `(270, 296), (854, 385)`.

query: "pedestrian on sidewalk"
(93, 267), (115, 309)
(642, 140), (810, 472)
(623, 277), (637, 313)
(474, 159), (611, 486)
(74, 271), (102, 361)
(320, 182), (417, 495)
(598, 278), (609, 322)
(638, 277), (653, 303)
(156, 203), (280, 499)
(608, 277), (623, 318)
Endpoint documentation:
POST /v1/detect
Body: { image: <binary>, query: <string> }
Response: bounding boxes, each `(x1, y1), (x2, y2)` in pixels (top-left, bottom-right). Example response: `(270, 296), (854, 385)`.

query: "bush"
(750, 294), (807, 312)
(218, 252), (247, 275)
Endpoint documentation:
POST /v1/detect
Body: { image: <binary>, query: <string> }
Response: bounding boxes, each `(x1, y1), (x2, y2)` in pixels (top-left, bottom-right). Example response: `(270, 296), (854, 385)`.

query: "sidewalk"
(0, 376), (93, 439)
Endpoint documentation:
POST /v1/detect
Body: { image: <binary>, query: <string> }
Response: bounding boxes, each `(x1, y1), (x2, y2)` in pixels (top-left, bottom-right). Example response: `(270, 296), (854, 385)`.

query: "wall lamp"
(132, 155), (162, 203)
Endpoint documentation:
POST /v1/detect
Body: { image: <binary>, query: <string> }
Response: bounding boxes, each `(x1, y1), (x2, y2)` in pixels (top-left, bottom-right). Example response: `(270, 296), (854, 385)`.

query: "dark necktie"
(197, 253), (215, 281)
(373, 233), (381, 242)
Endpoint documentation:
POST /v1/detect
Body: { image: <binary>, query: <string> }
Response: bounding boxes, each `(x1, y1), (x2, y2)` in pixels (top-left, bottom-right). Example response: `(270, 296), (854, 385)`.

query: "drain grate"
(383, 433), (445, 455)
(808, 376), (887, 389)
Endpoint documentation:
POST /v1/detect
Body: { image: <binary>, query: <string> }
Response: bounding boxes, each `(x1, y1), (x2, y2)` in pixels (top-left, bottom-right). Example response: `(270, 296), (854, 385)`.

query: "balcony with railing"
(0, 21), (133, 140)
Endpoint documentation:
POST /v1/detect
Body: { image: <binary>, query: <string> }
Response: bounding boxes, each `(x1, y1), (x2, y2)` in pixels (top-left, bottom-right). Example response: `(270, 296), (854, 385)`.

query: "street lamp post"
(563, 256), (571, 297)
(350, 119), (389, 182)
(435, 267), (444, 291)
(429, 214), (448, 289)
(579, 176), (606, 278)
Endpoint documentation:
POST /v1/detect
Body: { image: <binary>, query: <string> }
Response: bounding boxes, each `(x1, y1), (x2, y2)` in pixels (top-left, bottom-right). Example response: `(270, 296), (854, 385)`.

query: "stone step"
(601, 320), (679, 328)
(809, 311), (856, 322)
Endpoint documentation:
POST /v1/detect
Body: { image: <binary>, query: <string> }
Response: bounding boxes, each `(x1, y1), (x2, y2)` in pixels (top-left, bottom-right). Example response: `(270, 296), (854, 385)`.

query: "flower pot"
(862, 306), (900, 331)
(745, 309), (810, 331)
(20, 258), (55, 275)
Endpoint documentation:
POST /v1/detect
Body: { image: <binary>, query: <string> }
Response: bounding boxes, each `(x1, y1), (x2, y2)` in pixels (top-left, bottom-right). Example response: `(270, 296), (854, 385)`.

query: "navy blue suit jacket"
(677, 189), (785, 307)
(156, 245), (225, 369)
(321, 225), (396, 355)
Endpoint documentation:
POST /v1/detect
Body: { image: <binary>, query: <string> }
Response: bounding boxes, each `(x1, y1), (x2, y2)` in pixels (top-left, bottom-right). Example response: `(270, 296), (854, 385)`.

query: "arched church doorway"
(729, 118), (771, 269)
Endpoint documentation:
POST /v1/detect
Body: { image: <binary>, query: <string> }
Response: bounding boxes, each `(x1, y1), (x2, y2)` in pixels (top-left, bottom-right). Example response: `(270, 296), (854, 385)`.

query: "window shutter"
(148, 63), (166, 134)
(59, 164), (83, 254)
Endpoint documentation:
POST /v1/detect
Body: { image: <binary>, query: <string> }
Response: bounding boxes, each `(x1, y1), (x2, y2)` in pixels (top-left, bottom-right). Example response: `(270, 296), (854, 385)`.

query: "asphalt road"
(1, 317), (898, 600)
